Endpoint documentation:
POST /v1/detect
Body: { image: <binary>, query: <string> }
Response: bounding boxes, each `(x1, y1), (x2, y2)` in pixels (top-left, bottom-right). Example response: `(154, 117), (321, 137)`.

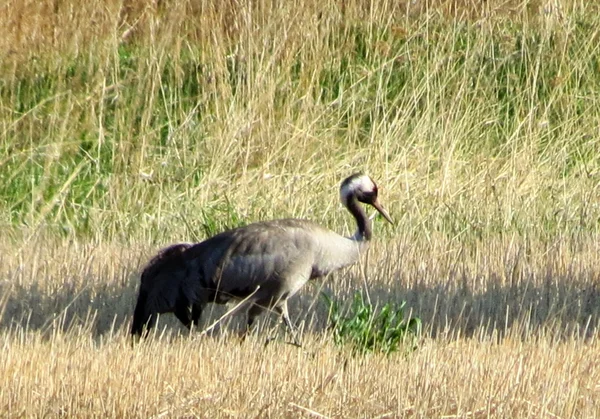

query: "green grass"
(322, 291), (422, 355)
(1, 1), (599, 246)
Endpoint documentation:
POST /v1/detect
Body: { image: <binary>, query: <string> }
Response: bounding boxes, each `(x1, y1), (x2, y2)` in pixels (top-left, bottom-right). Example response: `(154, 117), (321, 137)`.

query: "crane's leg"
(275, 302), (302, 347)
(173, 303), (193, 330)
(131, 312), (157, 343)
(174, 301), (203, 329)
(242, 303), (265, 342)
(202, 298), (254, 338)
(191, 304), (203, 326)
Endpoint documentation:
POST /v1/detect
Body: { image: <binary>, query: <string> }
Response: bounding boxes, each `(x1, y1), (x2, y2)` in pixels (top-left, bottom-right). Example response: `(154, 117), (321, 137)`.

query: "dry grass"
(1, 0), (600, 417)
(1, 235), (599, 417)
(2, 331), (599, 417)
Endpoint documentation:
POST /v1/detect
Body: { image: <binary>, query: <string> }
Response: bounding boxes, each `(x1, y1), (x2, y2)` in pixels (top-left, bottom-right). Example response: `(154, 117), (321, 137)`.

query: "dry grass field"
(1, 0), (600, 417)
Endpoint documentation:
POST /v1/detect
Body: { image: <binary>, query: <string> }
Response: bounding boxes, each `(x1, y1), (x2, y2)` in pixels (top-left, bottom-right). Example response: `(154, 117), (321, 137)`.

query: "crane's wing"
(185, 218), (362, 302)
(188, 220), (320, 301)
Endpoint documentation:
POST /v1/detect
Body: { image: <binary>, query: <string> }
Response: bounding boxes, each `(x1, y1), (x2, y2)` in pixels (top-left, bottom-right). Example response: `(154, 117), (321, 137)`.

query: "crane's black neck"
(346, 196), (372, 241)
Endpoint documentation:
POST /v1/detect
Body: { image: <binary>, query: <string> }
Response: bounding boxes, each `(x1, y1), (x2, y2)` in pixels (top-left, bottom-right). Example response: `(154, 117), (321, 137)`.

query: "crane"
(131, 173), (393, 344)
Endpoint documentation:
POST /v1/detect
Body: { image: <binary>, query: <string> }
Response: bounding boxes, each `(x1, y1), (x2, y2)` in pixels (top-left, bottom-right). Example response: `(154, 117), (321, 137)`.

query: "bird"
(130, 242), (200, 338)
(131, 173), (393, 344)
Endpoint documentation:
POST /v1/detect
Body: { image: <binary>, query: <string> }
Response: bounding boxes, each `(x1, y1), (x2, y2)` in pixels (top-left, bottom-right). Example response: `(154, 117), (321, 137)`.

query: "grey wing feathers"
(188, 219), (321, 300)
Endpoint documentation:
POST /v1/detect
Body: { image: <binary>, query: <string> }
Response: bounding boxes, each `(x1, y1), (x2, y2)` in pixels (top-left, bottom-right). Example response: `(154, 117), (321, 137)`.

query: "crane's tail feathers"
(131, 288), (154, 337)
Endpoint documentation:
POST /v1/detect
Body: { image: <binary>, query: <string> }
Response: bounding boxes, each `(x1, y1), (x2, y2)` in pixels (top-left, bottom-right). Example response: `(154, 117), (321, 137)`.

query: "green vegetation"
(322, 291), (421, 355)
(1, 1), (599, 246)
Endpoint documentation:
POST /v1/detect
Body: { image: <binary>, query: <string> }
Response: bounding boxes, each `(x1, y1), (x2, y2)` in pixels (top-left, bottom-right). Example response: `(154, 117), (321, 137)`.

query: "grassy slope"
(1, 0), (600, 416)
(1, 0), (599, 243)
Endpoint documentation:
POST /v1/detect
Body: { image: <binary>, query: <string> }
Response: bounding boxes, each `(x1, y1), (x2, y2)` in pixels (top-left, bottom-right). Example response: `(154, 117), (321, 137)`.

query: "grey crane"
(131, 173), (393, 343)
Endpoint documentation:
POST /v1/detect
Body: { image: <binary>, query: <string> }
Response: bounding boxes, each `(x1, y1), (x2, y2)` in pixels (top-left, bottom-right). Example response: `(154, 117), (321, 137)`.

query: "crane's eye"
(358, 190), (377, 203)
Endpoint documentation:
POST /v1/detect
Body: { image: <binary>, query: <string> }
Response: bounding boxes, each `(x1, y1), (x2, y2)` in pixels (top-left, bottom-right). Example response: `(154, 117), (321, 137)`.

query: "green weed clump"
(322, 291), (421, 355)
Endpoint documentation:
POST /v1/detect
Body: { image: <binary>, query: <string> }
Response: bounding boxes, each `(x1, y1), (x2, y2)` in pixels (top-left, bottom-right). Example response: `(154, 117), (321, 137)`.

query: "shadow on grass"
(0, 274), (140, 338)
(0, 268), (243, 339)
(302, 268), (600, 341)
(1, 263), (599, 342)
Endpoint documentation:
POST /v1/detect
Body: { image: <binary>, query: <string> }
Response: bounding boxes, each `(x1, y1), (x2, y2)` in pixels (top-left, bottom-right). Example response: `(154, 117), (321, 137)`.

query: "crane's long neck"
(346, 196), (372, 241)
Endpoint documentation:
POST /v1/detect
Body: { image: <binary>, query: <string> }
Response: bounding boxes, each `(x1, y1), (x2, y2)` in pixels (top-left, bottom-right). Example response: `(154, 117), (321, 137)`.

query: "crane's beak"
(372, 199), (394, 225)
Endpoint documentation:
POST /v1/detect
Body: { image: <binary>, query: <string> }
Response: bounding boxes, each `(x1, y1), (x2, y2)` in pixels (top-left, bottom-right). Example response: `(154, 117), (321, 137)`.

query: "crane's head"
(340, 173), (394, 224)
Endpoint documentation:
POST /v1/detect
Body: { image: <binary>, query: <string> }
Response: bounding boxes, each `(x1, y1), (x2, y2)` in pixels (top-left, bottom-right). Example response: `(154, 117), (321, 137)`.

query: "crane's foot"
(262, 335), (302, 348)
(285, 323), (303, 348)
(285, 339), (303, 348)
(264, 336), (276, 347)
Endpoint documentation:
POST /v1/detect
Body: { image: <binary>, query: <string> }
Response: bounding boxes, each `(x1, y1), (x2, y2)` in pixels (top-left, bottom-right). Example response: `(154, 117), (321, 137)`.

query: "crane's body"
(131, 174), (393, 342)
